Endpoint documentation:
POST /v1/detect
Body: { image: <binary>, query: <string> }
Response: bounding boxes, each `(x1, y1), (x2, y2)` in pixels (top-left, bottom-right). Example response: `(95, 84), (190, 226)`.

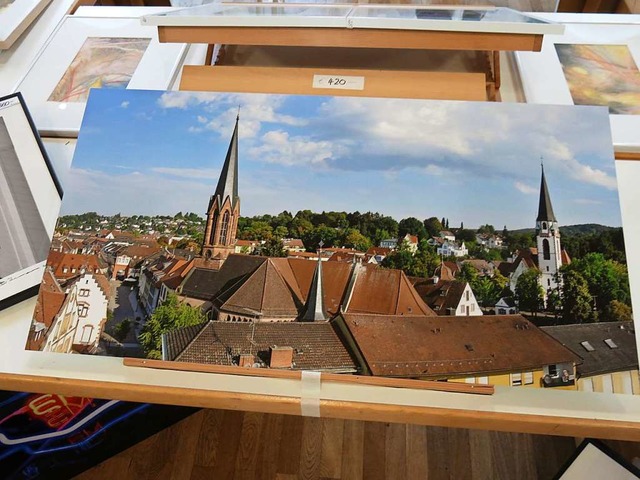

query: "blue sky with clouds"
(66, 88), (620, 229)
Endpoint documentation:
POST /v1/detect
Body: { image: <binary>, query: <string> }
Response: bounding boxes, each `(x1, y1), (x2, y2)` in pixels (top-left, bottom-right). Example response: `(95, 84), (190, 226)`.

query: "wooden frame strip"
(158, 26), (544, 52)
(615, 151), (640, 161)
(179, 65), (489, 101)
(123, 357), (495, 395)
(1, 371), (639, 441)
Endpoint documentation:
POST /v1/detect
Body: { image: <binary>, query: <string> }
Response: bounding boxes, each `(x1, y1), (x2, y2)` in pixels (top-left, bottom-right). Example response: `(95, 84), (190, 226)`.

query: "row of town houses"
(28, 115), (636, 397)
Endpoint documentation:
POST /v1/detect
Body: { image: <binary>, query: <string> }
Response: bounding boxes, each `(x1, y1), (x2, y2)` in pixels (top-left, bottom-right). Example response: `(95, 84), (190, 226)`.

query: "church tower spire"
(202, 113), (240, 264)
(302, 258), (327, 321)
(535, 163), (563, 295)
(537, 163), (557, 223)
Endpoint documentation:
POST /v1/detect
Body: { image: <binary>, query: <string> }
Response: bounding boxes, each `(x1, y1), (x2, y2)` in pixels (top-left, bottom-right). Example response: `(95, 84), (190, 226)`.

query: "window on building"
(208, 212), (218, 245)
(79, 288), (90, 297)
(542, 239), (550, 260)
(219, 211), (230, 245)
(547, 279), (551, 286)
(510, 373), (522, 386)
(477, 377), (489, 384)
(80, 325), (93, 343)
(546, 266), (549, 272)
(470, 304), (474, 312)
(62, 267), (68, 273)
(604, 338), (618, 349)
(580, 341), (595, 352)
(547, 364), (558, 377)
(466, 291), (470, 301)
(78, 305), (89, 317)
(542, 222), (547, 230)
(71, 268), (76, 273)
(524, 372), (534, 384)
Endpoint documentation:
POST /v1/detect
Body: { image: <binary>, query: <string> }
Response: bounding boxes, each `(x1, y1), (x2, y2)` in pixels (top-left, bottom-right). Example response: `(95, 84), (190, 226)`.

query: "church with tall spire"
(535, 164), (563, 293)
(202, 114), (240, 264)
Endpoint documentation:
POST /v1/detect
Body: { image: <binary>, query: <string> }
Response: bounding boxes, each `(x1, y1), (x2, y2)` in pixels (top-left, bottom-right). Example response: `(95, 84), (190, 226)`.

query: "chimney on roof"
(269, 346), (293, 368)
(239, 354), (255, 367)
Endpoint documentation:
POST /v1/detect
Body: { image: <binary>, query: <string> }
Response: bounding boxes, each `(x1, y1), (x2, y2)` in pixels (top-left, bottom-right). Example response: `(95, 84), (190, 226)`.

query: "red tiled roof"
(340, 313), (581, 378)
(47, 253), (105, 279)
(412, 280), (467, 315)
(366, 247), (391, 256)
(164, 321), (357, 372)
(348, 267), (436, 316)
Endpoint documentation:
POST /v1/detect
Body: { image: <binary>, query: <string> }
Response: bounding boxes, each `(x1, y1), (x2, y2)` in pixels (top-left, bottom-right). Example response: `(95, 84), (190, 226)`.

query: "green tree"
(477, 224), (495, 234)
(601, 300), (633, 322)
(457, 262), (478, 284)
(515, 269), (544, 316)
(398, 217), (428, 240)
(139, 293), (206, 359)
(423, 217), (443, 238)
(456, 229), (476, 243)
(565, 253), (630, 312)
(341, 228), (371, 252)
(561, 270), (596, 324)
(261, 237), (287, 257)
(381, 241), (415, 273)
(113, 319), (132, 342)
(273, 225), (289, 239)
(410, 240), (440, 278)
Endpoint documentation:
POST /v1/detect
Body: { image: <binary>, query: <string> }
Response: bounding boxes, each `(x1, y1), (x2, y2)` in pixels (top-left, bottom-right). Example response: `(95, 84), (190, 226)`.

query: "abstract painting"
(48, 37), (151, 103)
(555, 44), (640, 115)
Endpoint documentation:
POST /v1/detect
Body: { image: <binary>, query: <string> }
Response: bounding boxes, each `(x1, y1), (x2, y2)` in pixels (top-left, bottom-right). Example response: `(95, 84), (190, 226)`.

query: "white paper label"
(312, 75), (365, 91)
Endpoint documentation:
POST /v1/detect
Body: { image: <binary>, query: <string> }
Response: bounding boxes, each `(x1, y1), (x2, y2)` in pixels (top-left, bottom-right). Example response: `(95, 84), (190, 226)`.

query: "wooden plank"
(405, 424), (428, 479)
(362, 422), (386, 480)
(179, 65), (488, 101)
(1, 372), (640, 441)
(341, 419), (365, 480)
(615, 151), (640, 161)
(158, 26), (542, 52)
(123, 357), (495, 395)
(319, 418), (344, 479)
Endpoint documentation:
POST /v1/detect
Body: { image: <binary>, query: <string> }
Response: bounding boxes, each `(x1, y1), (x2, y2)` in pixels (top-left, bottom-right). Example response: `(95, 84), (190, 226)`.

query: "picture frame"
(142, 3), (563, 35)
(515, 18), (640, 149)
(0, 93), (62, 311)
(14, 15), (189, 137)
(0, 0), (52, 50)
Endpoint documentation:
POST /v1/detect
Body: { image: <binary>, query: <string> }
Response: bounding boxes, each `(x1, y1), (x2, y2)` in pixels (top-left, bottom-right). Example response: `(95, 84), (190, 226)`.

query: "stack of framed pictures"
(0, 0), (51, 50)
(14, 14), (189, 137)
(0, 93), (62, 310)
(515, 14), (640, 149)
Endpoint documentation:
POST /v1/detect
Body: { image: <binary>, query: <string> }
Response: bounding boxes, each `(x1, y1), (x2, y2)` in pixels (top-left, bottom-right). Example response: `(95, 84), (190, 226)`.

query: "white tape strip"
(300, 371), (322, 417)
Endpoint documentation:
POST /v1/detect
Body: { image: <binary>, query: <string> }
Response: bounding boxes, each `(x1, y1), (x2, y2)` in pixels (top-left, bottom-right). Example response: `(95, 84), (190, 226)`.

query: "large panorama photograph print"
(25, 89), (634, 394)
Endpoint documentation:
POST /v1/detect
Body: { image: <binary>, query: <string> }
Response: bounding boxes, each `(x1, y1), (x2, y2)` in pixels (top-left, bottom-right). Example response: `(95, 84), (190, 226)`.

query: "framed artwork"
(14, 15), (189, 137)
(142, 4), (562, 35)
(0, 93), (62, 311)
(20, 88), (637, 414)
(515, 21), (640, 149)
(0, 0), (51, 50)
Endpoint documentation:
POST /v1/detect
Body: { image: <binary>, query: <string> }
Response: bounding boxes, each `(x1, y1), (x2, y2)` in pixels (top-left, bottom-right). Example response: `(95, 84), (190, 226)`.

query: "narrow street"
(103, 279), (144, 356)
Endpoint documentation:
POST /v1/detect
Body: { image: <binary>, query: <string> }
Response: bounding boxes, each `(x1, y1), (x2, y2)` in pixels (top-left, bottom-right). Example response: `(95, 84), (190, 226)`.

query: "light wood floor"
(76, 409), (639, 480)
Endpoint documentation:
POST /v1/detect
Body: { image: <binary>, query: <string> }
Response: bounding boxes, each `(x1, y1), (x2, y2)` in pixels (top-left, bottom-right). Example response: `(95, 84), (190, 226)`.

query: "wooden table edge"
(1, 372), (639, 441)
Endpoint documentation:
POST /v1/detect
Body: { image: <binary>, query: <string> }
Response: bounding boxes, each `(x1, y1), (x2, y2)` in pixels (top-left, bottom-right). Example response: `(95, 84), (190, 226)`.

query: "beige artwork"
(48, 37), (151, 103)
(0, 0), (15, 11)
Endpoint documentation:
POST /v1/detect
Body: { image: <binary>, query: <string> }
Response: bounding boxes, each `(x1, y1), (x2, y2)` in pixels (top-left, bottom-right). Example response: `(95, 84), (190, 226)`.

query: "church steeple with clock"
(535, 164), (563, 293)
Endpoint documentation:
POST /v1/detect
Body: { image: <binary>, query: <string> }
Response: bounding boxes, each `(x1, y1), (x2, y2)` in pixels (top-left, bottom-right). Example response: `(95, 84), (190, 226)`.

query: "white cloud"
(248, 130), (338, 166)
(157, 92), (219, 109)
(197, 115), (208, 123)
(514, 181), (537, 194)
(120, 101), (129, 108)
(151, 167), (219, 180)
